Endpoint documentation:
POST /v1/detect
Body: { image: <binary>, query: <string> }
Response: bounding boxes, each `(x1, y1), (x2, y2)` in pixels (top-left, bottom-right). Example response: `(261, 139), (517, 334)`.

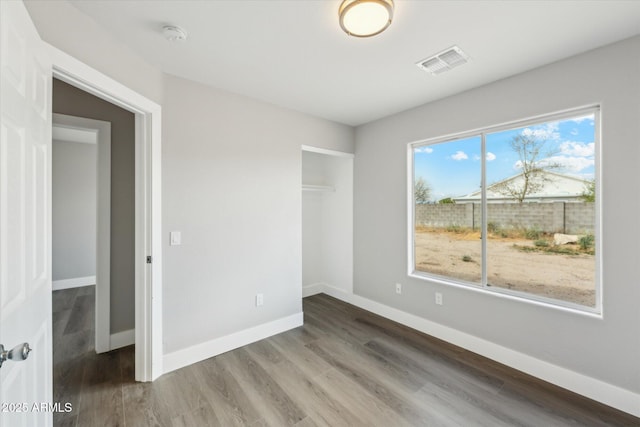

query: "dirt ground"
(415, 231), (596, 307)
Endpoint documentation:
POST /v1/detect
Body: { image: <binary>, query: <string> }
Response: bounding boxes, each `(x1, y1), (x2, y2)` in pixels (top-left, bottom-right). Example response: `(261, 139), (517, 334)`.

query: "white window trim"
(407, 105), (602, 316)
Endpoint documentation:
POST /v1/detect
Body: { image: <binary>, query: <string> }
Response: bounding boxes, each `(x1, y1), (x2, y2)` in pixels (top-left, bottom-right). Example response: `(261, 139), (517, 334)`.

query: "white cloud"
(540, 156), (595, 172)
(559, 141), (594, 157)
(473, 152), (496, 161)
(451, 151), (468, 161)
(521, 122), (560, 140)
(415, 146), (433, 154)
(569, 115), (594, 124)
(570, 129), (579, 136)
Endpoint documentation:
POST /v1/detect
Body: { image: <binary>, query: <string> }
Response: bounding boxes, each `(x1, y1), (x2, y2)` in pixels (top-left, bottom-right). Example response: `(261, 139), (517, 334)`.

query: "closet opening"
(301, 146), (354, 298)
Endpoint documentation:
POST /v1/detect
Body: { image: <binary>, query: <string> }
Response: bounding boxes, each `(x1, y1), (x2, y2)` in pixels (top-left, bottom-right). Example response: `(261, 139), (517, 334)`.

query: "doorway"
(52, 113), (112, 354)
(51, 46), (163, 381)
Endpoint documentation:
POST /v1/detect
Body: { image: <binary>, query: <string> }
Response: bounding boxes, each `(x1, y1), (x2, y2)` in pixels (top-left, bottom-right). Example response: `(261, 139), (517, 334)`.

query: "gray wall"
(416, 202), (595, 234)
(302, 153), (326, 287)
(52, 140), (97, 281)
(53, 79), (135, 334)
(162, 74), (354, 353)
(354, 35), (640, 393)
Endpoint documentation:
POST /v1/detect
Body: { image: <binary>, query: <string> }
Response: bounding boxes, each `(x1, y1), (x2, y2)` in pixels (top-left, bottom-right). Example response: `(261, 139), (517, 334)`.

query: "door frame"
(48, 43), (163, 381)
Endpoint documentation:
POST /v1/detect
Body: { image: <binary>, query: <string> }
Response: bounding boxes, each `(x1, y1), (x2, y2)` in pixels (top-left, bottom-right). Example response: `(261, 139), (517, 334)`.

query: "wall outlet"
(435, 292), (443, 306)
(395, 283), (402, 294)
(256, 293), (264, 307)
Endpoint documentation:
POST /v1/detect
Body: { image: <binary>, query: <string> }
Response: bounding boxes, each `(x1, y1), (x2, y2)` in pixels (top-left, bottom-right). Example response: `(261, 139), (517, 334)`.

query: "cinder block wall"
(415, 202), (594, 234)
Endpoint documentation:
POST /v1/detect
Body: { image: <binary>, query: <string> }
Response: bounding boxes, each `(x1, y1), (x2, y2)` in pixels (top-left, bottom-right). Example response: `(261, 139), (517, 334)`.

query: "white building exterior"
(454, 171), (590, 203)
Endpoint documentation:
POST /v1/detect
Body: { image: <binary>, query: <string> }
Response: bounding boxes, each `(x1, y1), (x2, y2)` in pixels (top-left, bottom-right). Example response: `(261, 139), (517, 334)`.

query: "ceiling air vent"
(416, 46), (470, 75)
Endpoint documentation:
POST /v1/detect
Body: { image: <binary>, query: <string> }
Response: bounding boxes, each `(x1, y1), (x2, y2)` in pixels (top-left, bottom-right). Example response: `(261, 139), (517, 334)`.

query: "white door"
(0, 1), (53, 426)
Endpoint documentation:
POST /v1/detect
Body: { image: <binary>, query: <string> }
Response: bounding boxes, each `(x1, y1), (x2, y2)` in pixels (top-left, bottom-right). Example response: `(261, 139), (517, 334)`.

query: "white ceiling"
(68, 0), (640, 126)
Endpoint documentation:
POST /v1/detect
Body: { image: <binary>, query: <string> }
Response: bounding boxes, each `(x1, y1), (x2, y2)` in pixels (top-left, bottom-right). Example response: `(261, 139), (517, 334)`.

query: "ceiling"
(68, 0), (640, 126)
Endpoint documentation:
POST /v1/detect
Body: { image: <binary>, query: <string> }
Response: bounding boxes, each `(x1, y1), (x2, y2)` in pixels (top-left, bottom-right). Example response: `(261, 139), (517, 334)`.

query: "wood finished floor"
(53, 286), (639, 427)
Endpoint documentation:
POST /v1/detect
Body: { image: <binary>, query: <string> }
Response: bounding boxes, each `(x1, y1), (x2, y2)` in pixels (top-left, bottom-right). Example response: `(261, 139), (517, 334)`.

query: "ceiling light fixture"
(339, 0), (394, 38)
(163, 25), (188, 42)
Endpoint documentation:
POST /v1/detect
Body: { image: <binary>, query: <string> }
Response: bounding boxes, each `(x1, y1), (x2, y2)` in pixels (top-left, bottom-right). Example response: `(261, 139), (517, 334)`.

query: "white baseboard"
(52, 276), (96, 291)
(310, 284), (640, 418)
(303, 282), (326, 297)
(163, 312), (304, 375)
(110, 329), (135, 350)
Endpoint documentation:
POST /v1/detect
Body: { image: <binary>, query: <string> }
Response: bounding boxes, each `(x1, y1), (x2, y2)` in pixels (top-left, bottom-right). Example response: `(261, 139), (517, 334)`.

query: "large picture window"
(410, 107), (599, 311)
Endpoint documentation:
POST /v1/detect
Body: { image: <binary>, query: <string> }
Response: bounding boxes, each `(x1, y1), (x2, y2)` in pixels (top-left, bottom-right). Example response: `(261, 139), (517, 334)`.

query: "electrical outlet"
(435, 292), (443, 306)
(256, 293), (264, 307)
(395, 283), (402, 294)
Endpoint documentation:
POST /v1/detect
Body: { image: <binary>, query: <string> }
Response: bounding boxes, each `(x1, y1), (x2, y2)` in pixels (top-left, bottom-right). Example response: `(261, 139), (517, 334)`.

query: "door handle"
(0, 343), (32, 368)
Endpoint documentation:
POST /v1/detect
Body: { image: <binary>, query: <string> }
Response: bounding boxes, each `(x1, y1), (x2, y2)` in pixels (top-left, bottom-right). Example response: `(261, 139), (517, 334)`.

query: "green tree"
(438, 197), (455, 204)
(415, 177), (431, 204)
(581, 179), (595, 202)
(492, 134), (560, 202)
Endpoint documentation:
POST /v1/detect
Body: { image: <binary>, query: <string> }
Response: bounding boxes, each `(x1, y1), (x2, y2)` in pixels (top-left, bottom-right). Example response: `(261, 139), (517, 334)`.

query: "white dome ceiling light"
(339, 0), (394, 38)
(163, 25), (188, 42)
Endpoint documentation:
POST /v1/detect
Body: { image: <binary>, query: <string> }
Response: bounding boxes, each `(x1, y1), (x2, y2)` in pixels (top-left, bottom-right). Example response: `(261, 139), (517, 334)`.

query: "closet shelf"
(302, 184), (335, 192)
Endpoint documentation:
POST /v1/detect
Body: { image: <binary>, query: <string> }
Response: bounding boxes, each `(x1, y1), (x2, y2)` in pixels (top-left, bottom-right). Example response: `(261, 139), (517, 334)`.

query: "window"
(410, 107), (599, 311)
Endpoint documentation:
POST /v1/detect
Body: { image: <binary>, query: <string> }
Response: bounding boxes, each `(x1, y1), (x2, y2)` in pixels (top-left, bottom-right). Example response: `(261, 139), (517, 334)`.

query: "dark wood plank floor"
(53, 287), (639, 426)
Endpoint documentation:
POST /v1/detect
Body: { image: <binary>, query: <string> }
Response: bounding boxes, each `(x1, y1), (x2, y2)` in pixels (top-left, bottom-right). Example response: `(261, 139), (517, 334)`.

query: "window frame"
(407, 105), (602, 315)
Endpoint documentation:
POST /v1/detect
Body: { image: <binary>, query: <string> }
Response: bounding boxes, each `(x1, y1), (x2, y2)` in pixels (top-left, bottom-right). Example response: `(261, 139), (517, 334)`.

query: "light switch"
(170, 231), (181, 246)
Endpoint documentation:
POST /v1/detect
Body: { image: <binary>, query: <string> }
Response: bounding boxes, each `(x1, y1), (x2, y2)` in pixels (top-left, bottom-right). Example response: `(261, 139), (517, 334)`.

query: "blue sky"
(414, 114), (596, 201)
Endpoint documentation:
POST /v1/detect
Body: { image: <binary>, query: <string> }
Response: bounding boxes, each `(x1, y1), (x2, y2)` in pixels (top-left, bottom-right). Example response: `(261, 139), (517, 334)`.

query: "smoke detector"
(416, 46), (470, 75)
(163, 25), (188, 42)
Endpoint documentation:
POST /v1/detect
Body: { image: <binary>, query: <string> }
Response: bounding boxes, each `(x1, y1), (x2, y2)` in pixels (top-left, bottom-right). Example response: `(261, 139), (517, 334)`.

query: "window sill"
(408, 271), (603, 319)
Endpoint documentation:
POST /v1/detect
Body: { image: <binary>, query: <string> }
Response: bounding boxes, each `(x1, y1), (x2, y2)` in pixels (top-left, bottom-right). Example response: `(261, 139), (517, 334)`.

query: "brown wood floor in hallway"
(53, 286), (639, 426)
